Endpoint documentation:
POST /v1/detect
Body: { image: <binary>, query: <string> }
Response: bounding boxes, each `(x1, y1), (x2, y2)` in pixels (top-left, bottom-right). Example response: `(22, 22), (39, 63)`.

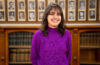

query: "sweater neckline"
(48, 26), (57, 31)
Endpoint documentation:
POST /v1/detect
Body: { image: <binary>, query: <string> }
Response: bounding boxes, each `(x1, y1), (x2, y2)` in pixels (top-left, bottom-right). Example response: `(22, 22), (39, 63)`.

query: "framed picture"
(28, 1), (35, 10)
(28, 11), (35, 21)
(68, 0), (76, 21)
(58, 0), (66, 19)
(7, 0), (16, 21)
(0, 1), (3, 9)
(38, 1), (45, 10)
(79, 0), (85, 9)
(47, 0), (56, 6)
(19, 1), (24, 9)
(38, 0), (45, 21)
(78, 11), (85, 19)
(8, 11), (15, 21)
(68, 11), (75, 21)
(0, 11), (5, 21)
(0, 0), (5, 21)
(28, 0), (36, 21)
(58, 1), (64, 9)
(38, 11), (44, 21)
(88, 0), (97, 21)
(78, 0), (86, 21)
(18, 0), (25, 10)
(68, 1), (75, 9)
(18, 11), (25, 21)
(89, 10), (96, 19)
(89, 0), (96, 8)
(8, 0), (15, 10)
(18, 0), (26, 21)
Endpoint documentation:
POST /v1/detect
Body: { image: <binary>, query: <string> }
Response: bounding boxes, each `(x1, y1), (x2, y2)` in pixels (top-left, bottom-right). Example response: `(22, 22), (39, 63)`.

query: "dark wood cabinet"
(0, 26), (100, 65)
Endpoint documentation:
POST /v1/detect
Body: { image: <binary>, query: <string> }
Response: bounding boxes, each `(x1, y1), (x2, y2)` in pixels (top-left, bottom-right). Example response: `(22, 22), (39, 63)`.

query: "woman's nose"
(53, 14), (58, 18)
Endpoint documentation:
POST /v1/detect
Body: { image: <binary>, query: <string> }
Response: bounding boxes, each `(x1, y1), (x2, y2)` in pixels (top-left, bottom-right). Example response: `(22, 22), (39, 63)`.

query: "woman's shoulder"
(65, 29), (71, 37)
(32, 29), (43, 40)
(65, 29), (70, 34)
(34, 29), (42, 35)
(32, 29), (43, 38)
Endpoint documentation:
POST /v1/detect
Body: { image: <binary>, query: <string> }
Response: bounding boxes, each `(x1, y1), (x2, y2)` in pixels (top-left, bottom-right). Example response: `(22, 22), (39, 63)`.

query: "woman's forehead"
(50, 8), (60, 13)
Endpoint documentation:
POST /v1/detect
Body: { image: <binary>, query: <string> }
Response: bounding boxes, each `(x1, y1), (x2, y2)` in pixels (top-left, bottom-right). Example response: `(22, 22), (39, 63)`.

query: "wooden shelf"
(80, 61), (100, 64)
(80, 46), (100, 49)
(9, 45), (31, 48)
(9, 62), (31, 64)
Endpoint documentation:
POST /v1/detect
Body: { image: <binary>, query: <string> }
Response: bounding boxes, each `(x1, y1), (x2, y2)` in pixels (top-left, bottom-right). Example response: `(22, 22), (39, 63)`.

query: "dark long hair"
(40, 3), (66, 36)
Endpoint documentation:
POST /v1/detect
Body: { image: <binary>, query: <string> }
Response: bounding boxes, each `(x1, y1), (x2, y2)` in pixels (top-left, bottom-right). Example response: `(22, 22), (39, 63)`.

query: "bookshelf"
(0, 26), (100, 65)
(5, 30), (37, 65)
(79, 30), (100, 65)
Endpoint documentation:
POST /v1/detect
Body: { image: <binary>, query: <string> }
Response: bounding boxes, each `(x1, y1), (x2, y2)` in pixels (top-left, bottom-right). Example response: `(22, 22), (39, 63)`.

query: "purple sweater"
(30, 27), (72, 65)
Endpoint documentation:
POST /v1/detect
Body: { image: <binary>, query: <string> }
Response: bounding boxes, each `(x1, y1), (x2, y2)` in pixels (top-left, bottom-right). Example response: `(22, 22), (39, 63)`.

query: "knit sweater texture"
(30, 27), (72, 65)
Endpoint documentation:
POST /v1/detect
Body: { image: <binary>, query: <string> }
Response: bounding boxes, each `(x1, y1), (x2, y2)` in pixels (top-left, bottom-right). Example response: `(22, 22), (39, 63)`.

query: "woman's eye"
(57, 13), (61, 16)
(49, 13), (54, 15)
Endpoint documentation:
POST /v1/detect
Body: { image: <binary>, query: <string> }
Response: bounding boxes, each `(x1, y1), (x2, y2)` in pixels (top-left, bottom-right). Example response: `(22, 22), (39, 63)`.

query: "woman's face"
(47, 8), (61, 28)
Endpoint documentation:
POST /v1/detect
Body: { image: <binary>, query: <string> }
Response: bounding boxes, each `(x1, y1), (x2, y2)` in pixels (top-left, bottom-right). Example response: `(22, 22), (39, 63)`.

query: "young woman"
(30, 3), (72, 65)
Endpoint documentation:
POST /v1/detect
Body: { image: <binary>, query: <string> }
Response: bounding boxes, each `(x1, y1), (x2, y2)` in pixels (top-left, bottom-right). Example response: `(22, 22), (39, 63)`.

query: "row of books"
(80, 32), (100, 46)
(9, 38), (32, 46)
(9, 48), (30, 62)
(8, 32), (33, 45)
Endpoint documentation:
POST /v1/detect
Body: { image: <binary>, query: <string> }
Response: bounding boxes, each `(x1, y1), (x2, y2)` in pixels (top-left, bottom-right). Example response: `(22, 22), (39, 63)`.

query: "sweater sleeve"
(67, 31), (72, 63)
(30, 31), (40, 65)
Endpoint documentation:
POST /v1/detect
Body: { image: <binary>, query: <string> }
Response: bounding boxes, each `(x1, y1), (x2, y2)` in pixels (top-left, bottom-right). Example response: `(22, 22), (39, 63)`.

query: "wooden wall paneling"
(5, 29), (9, 65)
(76, 0), (78, 21)
(68, 29), (73, 65)
(0, 28), (5, 65)
(98, 0), (100, 21)
(86, 0), (88, 21)
(96, 0), (99, 21)
(71, 28), (80, 65)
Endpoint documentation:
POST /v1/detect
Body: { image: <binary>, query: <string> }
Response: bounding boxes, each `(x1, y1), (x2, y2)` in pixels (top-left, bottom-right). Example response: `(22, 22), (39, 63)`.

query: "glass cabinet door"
(8, 32), (33, 65)
(80, 31), (100, 65)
